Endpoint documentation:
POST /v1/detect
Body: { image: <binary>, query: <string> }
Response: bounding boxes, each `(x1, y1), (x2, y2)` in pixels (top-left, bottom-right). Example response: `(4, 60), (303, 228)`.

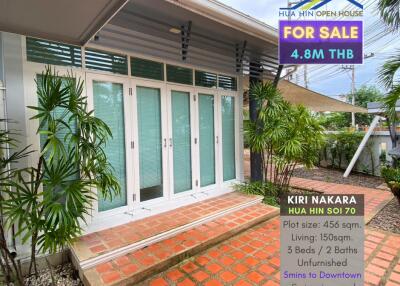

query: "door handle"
(169, 138), (173, 147)
(216, 136), (219, 144)
(164, 138), (167, 148)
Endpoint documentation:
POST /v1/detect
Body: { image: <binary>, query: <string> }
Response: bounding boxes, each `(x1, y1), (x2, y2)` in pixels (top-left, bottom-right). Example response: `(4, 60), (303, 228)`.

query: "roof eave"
(164, 0), (279, 46)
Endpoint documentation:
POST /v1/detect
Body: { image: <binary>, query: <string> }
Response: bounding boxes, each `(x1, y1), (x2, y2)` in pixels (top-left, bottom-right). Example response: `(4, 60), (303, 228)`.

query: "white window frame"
(85, 72), (133, 219)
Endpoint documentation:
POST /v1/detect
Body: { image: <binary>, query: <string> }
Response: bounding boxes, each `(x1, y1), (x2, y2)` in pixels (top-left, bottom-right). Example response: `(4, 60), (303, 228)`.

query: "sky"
(219, 0), (399, 98)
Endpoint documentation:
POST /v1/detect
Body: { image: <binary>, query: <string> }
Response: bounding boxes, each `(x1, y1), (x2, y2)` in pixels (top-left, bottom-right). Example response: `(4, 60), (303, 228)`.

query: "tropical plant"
(234, 181), (279, 206)
(378, 0), (400, 31)
(381, 166), (400, 203)
(0, 120), (30, 285)
(378, 0), (400, 156)
(320, 131), (363, 169)
(2, 66), (120, 276)
(244, 82), (325, 193)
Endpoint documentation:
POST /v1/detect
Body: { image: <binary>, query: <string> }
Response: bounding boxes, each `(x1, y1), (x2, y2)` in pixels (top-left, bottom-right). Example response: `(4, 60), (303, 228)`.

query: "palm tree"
(378, 0), (400, 154)
(378, 0), (400, 88)
(378, 0), (400, 31)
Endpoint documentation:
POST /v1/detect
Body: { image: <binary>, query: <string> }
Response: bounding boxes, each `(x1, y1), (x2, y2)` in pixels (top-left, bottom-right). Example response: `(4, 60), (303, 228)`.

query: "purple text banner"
(279, 20), (363, 64)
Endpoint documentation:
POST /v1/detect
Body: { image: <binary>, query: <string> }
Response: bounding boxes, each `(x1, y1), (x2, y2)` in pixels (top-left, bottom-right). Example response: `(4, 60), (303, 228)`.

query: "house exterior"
(0, 0), (280, 235)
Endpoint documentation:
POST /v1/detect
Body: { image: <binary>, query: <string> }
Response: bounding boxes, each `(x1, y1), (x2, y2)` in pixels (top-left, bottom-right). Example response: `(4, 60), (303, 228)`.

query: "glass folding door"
(198, 93), (216, 187)
(167, 86), (195, 195)
(221, 95), (236, 181)
(87, 74), (131, 213)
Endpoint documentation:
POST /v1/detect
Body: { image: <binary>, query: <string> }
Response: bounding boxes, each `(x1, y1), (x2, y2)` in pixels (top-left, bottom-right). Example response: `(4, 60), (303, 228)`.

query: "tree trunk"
(29, 232), (38, 277)
(249, 62), (263, 182)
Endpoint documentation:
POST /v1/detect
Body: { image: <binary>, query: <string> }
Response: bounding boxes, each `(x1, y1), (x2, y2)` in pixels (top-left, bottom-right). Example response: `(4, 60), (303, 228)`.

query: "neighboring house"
(0, 0), (280, 234)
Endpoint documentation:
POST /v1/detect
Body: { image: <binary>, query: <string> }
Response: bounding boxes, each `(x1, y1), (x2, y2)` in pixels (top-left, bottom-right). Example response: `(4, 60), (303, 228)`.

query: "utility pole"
(351, 66), (355, 126)
(304, 65), (308, 88)
(341, 53), (374, 127)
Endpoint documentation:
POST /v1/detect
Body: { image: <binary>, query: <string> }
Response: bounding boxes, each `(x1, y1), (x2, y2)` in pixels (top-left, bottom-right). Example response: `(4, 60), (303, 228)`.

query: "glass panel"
(93, 81), (127, 211)
(137, 86), (163, 201)
(195, 71), (217, 88)
(131, 58), (164, 81)
(27, 37), (82, 67)
(37, 75), (79, 202)
(85, 48), (128, 75)
(166, 65), (193, 85)
(37, 75), (77, 153)
(222, 96), (236, 181)
(171, 91), (192, 193)
(199, 94), (215, 186)
(218, 75), (237, 91)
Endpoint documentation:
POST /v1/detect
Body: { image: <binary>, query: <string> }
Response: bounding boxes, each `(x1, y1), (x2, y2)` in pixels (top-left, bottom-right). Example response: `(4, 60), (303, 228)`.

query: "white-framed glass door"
(132, 79), (169, 204)
(195, 88), (219, 190)
(219, 91), (237, 183)
(166, 84), (197, 197)
(86, 73), (133, 217)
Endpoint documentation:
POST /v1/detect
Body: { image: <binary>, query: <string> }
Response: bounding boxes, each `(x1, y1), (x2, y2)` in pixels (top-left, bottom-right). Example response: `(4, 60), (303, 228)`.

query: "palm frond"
(378, 0), (400, 31)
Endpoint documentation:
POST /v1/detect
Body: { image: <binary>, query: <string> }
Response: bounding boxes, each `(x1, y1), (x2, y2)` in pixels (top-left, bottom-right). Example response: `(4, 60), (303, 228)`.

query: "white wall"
(2, 33), (28, 170)
(354, 131), (392, 176)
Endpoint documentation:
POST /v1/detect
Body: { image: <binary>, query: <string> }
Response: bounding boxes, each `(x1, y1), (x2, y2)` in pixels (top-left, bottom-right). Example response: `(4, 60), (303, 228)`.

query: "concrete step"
(81, 203), (279, 285)
(70, 192), (276, 283)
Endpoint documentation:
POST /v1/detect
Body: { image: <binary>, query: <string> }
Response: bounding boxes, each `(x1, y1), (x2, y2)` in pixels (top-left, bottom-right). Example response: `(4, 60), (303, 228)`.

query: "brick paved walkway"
(290, 177), (393, 222)
(144, 218), (400, 286)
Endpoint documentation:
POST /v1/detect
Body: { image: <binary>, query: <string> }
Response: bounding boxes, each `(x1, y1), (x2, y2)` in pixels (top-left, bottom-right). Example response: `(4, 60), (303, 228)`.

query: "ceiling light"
(169, 27), (181, 34)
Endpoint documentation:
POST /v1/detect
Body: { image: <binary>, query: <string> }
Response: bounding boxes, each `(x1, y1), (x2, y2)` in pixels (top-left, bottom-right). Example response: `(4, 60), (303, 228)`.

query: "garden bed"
(18, 263), (82, 286)
(292, 166), (384, 189)
(368, 198), (400, 234)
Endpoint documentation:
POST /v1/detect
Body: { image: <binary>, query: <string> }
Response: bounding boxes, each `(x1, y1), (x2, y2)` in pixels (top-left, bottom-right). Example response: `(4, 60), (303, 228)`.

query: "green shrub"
(234, 181), (280, 206)
(320, 131), (375, 174)
(381, 166), (400, 204)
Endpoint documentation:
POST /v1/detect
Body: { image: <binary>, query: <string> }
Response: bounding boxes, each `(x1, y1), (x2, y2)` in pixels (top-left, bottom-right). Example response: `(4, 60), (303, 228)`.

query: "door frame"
(166, 84), (198, 199)
(86, 72), (134, 218)
(131, 78), (169, 207)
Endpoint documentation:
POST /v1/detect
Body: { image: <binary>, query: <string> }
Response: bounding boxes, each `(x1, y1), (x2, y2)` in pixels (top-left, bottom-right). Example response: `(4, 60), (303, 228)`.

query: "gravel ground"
(368, 198), (400, 234)
(292, 166), (384, 189)
(23, 263), (82, 286)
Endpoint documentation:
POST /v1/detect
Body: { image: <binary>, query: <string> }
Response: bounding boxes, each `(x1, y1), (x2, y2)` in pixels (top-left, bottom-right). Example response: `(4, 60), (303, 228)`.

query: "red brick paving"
(81, 155), (397, 285)
(83, 204), (279, 285)
(144, 218), (400, 286)
(290, 177), (393, 222)
(72, 192), (259, 262)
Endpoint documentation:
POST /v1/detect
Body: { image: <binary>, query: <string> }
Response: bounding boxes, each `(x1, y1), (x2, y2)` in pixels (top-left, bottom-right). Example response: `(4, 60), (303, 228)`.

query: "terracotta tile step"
(71, 192), (261, 264)
(82, 204), (279, 286)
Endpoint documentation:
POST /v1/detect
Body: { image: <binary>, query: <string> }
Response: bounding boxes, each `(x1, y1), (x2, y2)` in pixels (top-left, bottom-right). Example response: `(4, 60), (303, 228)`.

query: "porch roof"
(0, 0), (279, 79)
(277, 80), (367, 113)
(243, 79), (367, 113)
(0, 0), (129, 46)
